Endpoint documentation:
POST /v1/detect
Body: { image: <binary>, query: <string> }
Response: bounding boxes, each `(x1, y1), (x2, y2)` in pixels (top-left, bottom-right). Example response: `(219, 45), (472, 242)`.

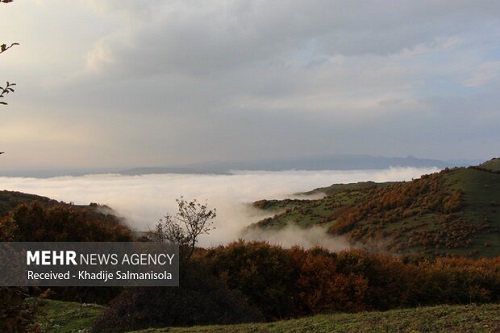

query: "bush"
(0, 287), (39, 332)
(203, 240), (301, 320)
(92, 261), (263, 332)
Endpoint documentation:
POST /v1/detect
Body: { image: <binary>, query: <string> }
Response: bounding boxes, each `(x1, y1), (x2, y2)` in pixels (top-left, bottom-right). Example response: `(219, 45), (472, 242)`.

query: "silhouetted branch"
(0, 81), (16, 105)
(0, 43), (19, 54)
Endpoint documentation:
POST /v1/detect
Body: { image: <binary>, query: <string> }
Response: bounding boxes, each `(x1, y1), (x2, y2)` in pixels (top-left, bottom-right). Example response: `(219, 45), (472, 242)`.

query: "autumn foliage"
(328, 170), (464, 235)
(201, 241), (500, 320)
(0, 200), (134, 331)
(0, 201), (133, 242)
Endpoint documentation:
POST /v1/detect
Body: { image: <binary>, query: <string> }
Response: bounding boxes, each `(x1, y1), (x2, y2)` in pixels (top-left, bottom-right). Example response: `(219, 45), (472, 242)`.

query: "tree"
(0, 42), (17, 105)
(149, 197), (216, 260)
(1, 1), (18, 105)
(1, 0), (18, 157)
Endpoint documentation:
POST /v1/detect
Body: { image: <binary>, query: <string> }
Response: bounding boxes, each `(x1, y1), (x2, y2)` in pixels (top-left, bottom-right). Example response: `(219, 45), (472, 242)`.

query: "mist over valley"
(0, 166), (438, 248)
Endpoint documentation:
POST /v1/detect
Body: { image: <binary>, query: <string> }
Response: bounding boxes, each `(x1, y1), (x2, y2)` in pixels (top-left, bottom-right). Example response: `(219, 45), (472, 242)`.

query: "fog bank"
(0, 167), (437, 248)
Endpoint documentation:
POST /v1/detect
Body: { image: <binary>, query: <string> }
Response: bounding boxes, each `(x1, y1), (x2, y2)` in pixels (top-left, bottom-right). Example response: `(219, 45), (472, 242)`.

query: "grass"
(250, 164), (500, 258)
(132, 303), (500, 333)
(33, 299), (500, 333)
(479, 157), (500, 171)
(35, 299), (106, 333)
(445, 167), (500, 256)
(252, 183), (380, 231)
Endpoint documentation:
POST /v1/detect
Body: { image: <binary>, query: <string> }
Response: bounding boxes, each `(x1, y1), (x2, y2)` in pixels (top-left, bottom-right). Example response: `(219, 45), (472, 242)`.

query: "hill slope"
(248, 158), (500, 258)
(132, 303), (500, 333)
(33, 300), (500, 333)
(0, 190), (58, 217)
(477, 157), (500, 171)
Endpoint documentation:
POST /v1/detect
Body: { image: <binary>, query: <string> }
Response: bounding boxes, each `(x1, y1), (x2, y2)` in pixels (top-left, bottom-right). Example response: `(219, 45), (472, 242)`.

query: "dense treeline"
(201, 241), (500, 320)
(0, 201), (132, 242)
(93, 240), (500, 331)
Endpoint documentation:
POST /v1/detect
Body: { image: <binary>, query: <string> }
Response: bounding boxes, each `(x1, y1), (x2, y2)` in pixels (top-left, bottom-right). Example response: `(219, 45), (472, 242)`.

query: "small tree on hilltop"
(149, 197), (216, 261)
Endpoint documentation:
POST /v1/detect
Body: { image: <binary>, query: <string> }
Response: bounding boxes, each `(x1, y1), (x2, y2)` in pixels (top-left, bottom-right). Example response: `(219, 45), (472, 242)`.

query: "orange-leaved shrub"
(201, 241), (500, 320)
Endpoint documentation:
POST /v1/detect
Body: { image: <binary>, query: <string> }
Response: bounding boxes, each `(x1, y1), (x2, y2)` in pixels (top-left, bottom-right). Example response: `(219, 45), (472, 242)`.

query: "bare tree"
(149, 197), (216, 260)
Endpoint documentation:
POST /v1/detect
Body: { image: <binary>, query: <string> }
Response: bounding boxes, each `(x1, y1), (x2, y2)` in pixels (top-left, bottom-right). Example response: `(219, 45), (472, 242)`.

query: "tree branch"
(0, 43), (19, 55)
(0, 81), (16, 105)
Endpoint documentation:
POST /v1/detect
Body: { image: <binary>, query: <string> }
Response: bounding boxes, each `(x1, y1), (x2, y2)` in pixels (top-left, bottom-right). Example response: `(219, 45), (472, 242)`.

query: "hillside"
(0, 190), (133, 244)
(248, 158), (500, 258)
(477, 157), (500, 171)
(133, 303), (500, 333)
(35, 300), (500, 333)
(0, 190), (58, 217)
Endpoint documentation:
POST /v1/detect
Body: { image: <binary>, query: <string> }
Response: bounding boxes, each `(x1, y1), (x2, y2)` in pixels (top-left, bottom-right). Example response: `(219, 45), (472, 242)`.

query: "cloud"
(241, 223), (352, 252)
(0, 167), (437, 248)
(79, 0), (500, 77)
(1, 0), (500, 170)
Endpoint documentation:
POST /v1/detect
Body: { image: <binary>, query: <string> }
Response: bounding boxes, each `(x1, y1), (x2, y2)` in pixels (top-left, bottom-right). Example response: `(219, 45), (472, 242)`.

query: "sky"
(1, 0), (499, 171)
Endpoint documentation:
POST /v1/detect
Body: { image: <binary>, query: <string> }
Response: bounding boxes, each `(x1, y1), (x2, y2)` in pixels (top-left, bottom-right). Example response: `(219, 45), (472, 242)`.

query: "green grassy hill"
(132, 303), (500, 333)
(478, 157), (500, 171)
(35, 299), (106, 333)
(33, 300), (500, 333)
(249, 158), (500, 258)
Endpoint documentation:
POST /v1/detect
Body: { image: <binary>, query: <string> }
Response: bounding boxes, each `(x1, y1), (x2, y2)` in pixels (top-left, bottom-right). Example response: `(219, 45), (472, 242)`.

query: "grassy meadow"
(36, 300), (499, 333)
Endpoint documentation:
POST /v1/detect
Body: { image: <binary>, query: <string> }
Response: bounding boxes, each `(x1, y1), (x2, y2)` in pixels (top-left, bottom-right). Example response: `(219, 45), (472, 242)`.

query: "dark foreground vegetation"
(0, 198), (133, 331)
(1, 158), (499, 332)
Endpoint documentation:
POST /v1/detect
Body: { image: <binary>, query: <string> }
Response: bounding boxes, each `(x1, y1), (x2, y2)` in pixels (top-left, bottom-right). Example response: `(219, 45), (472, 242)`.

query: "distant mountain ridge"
(0, 154), (483, 178)
(121, 154), (477, 176)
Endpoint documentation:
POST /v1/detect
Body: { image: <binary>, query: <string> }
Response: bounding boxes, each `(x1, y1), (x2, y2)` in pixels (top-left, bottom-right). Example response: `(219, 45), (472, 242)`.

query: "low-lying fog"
(0, 167), (438, 249)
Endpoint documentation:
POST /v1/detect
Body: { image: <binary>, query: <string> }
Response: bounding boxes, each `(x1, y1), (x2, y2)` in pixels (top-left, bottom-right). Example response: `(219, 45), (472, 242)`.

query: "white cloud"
(77, 0), (500, 77)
